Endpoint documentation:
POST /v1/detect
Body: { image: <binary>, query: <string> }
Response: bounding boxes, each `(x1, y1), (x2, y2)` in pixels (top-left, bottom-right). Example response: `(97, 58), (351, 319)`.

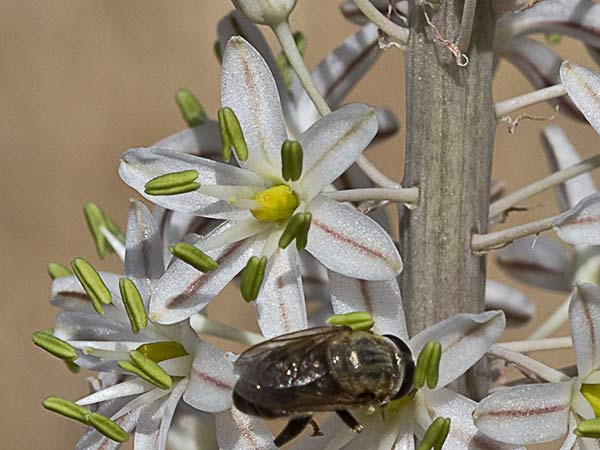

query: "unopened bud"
(231, 0), (297, 26)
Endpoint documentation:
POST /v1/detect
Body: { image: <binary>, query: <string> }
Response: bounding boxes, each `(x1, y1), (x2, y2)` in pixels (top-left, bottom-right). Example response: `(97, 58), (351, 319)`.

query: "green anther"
(88, 412), (129, 443)
(281, 139), (303, 181)
(414, 341), (442, 390)
(416, 417), (451, 450)
(327, 311), (374, 331)
(136, 341), (188, 363)
(575, 418), (600, 438)
(127, 350), (172, 389)
(170, 242), (218, 272)
(426, 341), (442, 389)
(295, 212), (312, 251)
(71, 257), (112, 315)
(276, 31), (307, 86)
(175, 88), (207, 127)
(48, 262), (72, 280)
(581, 383), (600, 417)
(278, 212), (308, 249)
(218, 107), (248, 162)
(118, 278), (148, 334)
(144, 170), (200, 196)
(32, 331), (78, 361)
(545, 33), (562, 45)
(43, 397), (90, 425)
(84, 202), (109, 258)
(240, 256), (268, 302)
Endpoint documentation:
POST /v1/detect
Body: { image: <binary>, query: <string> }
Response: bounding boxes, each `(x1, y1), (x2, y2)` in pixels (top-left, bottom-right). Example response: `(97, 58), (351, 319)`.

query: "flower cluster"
(33, 1), (600, 450)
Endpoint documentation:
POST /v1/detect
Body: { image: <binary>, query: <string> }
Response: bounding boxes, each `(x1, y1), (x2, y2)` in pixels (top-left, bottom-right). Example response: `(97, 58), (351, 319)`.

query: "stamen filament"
(189, 314), (264, 346)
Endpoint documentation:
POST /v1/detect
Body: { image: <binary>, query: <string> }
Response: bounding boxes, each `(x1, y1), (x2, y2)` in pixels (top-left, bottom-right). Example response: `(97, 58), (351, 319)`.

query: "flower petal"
(306, 195), (402, 280)
(298, 104), (378, 199)
(424, 388), (524, 450)
(76, 402), (144, 450)
(167, 406), (218, 450)
(497, 0), (600, 48)
(255, 246), (307, 338)
(474, 381), (573, 445)
(291, 24), (381, 132)
(560, 61), (600, 136)
(496, 235), (572, 292)
(485, 279), (535, 327)
(410, 311), (506, 388)
(151, 122), (222, 158)
(153, 208), (220, 262)
(50, 272), (121, 312)
(221, 36), (287, 177)
(497, 37), (584, 120)
(555, 192), (600, 245)
(134, 378), (189, 450)
(299, 252), (329, 303)
(150, 225), (264, 325)
(215, 407), (276, 450)
(119, 147), (264, 220)
(542, 125), (597, 212)
(217, 12), (291, 122)
(76, 379), (154, 406)
(183, 341), (236, 413)
(125, 200), (164, 299)
(569, 283), (600, 376)
(329, 271), (408, 339)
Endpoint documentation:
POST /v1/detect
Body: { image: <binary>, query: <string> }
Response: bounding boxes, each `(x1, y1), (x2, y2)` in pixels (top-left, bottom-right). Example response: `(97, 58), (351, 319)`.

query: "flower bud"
(231, 0), (297, 26)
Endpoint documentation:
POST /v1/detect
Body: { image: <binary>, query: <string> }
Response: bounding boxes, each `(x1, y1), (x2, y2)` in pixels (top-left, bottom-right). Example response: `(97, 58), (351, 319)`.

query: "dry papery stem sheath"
(400, 1), (495, 398)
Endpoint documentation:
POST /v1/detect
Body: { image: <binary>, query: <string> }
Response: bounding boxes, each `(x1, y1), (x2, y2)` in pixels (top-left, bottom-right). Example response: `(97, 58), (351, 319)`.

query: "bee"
(232, 326), (414, 447)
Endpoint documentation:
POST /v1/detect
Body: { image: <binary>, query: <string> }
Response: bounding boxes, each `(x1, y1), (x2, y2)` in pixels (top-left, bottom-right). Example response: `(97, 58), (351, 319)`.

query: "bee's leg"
(309, 418), (323, 437)
(335, 410), (364, 433)
(274, 416), (313, 447)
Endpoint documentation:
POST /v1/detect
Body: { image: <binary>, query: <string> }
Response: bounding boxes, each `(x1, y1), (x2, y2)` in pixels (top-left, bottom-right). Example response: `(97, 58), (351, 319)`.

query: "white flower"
(48, 200), (274, 450)
(291, 275), (516, 450)
(474, 283), (600, 449)
(231, 0), (297, 26)
(119, 36), (402, 335)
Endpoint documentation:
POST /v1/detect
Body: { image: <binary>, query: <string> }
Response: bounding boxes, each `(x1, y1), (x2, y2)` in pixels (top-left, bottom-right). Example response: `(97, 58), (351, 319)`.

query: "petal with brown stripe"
(555, 192), (600, 246)
(569, 283), (600, 376)
(474, 381), (573, 445)
(255, 246), (307, 339)
(215, 407), (277, 450)
(425, 388), (525, 450)
(298, 104), (378, 200)
(410, 311), (506, 389)
(306, 195), (402, 280)
(560, 61), (600, 136)
(221, 36), (286, 178)
(329, 271), (408, 339)
(496, 235), (572, 292)
(125, 200), (164, 301)
(184, 341), (236, 413)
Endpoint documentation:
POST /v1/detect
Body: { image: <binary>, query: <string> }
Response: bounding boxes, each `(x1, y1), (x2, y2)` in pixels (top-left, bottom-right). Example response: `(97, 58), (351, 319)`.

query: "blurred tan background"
(2, 2), (599, 449)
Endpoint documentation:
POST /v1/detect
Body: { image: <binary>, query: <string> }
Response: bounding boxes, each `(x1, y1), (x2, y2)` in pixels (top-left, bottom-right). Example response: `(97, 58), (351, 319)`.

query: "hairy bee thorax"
(326, 331), (406, 401)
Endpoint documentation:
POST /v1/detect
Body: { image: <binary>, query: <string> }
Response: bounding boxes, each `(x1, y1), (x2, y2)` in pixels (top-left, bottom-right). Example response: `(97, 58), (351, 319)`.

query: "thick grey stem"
(400, 2), (496, 396)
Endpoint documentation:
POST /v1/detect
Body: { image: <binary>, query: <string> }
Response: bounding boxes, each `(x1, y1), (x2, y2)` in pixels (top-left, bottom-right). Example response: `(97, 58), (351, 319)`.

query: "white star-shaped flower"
(119, 36), (402, 336)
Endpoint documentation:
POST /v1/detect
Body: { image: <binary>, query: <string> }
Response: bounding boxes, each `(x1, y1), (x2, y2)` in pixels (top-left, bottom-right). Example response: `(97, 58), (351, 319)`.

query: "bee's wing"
(234, 326), (372, 413)
(234, 326), (344, 374)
